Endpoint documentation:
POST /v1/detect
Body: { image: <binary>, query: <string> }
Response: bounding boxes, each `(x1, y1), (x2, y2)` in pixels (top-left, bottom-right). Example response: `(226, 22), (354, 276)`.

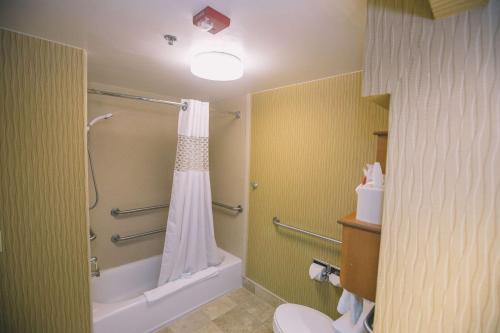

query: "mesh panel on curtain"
(157, 100), (223, 286)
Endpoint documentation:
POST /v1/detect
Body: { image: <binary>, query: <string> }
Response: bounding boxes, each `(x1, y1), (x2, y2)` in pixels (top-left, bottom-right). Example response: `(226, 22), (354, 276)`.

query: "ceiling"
(0, 0), (367, 101)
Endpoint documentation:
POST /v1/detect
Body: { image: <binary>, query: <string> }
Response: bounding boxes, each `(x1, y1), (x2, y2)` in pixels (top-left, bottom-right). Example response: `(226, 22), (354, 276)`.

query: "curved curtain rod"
(88, 88), (188, 111)
(88, 88), (241, 119)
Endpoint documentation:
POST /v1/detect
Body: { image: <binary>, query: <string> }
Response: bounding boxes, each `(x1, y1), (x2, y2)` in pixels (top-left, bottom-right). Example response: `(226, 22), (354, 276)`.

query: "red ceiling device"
(193, 6), (230, 34)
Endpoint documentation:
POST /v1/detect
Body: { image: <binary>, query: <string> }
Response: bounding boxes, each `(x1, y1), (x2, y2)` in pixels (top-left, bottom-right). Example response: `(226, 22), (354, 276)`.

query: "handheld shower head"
(87, 113), (113, 131)
(87, 112), (113, 210)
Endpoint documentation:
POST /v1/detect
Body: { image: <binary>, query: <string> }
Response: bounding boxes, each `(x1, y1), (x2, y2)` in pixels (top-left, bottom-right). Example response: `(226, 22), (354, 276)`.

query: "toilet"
(273, 300), (374, 333)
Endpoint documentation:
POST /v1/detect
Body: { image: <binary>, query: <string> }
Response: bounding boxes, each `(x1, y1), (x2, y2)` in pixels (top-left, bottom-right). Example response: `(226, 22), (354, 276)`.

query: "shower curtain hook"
(181, 102), (188, 111)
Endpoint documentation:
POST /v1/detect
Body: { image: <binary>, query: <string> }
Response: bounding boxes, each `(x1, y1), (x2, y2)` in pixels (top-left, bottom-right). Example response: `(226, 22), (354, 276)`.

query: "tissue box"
(356, 186), (384, 224)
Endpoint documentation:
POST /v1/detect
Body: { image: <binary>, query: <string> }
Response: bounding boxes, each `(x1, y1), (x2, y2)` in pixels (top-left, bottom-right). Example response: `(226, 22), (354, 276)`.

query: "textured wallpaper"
(247, 72), (388, 318)
(0, 29), (90, 332)
(363, 0), (500, 332)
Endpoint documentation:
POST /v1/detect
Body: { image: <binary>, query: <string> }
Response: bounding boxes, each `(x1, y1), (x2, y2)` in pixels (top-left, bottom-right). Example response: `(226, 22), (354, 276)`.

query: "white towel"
(333, 298), (374, 333)
(145, 266), (219, 303)
(337, 289), (363, 324)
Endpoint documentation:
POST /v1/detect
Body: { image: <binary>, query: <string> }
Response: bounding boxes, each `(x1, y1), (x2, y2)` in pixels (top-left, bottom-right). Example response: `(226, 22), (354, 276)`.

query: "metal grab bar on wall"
(111, 201), (243, 216)
(111, 227), (166, 243)
(212, 201), (244, 213)
(272, 217), (342, 245)
(109, 202), (243, 243)
(89, 229), (96, 241)
(111, 204), (169, 216)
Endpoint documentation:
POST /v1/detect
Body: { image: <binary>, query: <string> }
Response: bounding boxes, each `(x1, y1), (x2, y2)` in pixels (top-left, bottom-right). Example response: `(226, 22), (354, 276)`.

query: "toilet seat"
(273, 303), (335, 333)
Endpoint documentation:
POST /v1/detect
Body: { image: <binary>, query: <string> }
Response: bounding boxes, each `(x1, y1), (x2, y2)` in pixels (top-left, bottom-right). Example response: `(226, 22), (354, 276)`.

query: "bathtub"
(92, 249), (242, 333)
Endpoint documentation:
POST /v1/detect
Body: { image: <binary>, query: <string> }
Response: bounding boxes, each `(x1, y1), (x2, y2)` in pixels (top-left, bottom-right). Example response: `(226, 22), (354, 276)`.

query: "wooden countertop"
(337, 212), (381, 234)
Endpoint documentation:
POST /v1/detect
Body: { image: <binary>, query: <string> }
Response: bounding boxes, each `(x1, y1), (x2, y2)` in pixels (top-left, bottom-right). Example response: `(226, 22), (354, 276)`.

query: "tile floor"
(155, 288), (276, 333)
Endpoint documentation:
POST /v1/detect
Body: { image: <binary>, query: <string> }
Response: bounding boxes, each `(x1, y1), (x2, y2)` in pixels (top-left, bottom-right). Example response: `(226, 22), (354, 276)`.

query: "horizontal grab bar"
(111, 201), (243, 216)
(212, 201), (243, 213)
(272, 217), (342, 245)
(110, 202), (243, 243)
(111, 227), (166, 243)
(111, 204), (169, 216)
(89, 228), (96, 241)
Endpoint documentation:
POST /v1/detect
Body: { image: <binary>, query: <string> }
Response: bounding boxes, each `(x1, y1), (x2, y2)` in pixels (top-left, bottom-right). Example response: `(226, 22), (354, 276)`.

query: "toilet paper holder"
(313, 258), (340, 278)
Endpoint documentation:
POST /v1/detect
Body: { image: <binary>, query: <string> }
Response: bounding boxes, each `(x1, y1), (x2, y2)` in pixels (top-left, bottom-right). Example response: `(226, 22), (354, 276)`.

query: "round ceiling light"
(190, 51), (243, 81)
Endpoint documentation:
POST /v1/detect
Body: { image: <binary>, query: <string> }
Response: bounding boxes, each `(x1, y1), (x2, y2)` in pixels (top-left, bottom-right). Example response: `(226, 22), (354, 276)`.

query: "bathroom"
(1, 1), (499, 332)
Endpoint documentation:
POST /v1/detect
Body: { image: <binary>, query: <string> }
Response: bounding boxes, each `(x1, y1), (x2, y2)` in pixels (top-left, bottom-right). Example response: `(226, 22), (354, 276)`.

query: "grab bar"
(111, 227), (166, 243)
(272, 216), (342, 245)
(89, 227), (96, 241)
(111, 201), (243, 216)
(111, 204), (169, 216)
(212, 201), (243, 213)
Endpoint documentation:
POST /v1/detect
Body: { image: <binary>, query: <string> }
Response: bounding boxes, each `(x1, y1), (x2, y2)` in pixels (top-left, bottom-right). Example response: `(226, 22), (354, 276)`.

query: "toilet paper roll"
(329, 273), (341, 287)
(309, 263), (326, 281)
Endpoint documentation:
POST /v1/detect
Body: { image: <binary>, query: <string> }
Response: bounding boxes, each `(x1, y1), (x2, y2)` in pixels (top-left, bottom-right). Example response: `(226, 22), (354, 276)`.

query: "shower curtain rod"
(88, 88), (188, 111)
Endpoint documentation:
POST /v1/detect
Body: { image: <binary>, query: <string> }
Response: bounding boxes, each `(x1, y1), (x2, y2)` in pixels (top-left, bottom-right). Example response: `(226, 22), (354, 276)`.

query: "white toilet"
(273, 300), (374, 333)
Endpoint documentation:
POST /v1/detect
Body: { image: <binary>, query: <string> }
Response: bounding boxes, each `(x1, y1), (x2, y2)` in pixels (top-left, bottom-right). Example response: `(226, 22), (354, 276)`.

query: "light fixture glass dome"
(191, 52), (243, 81)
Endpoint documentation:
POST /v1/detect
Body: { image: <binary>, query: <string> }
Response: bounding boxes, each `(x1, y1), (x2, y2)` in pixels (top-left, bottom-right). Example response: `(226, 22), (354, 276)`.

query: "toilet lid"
(274, 304), (335, 333)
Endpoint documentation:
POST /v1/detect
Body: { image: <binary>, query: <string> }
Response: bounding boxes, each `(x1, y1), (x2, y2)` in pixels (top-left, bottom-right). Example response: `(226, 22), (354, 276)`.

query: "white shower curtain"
(157, 100), (223, 286)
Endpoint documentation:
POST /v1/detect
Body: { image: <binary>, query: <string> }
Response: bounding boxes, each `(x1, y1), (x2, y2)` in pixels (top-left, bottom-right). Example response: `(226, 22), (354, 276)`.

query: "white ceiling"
(0, 0), (366, 101)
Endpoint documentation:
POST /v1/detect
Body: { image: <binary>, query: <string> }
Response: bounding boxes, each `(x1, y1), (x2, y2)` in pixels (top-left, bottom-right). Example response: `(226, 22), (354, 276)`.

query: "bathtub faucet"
(90, 256), (100, 277)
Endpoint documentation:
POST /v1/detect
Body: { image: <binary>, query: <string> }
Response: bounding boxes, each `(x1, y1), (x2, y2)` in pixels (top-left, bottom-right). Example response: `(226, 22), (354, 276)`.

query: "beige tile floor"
(155, 288), (276, 333)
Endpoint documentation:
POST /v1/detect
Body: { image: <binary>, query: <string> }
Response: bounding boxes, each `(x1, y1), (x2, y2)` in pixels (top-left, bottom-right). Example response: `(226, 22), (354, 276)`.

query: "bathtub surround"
(363, 0), (500, 332)
(210, 95), (251, 274)
(88, 85), (250, 271)
(0, 29), (90, 332)
(158, 100), (222, 284)
(88, 83), (180, 269)
(247, 71), (388, 319)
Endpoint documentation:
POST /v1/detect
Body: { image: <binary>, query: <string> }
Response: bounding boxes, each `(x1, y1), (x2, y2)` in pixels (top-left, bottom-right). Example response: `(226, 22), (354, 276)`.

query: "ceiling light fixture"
(190, 51), (244, 81)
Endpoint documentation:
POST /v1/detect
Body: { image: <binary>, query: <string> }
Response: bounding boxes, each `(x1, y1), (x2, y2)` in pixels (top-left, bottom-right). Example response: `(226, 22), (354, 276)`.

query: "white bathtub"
(92, 249), (242, 333)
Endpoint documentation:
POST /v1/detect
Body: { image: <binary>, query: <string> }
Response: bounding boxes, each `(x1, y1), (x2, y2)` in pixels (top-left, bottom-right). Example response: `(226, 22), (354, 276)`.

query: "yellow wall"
(0, 29), (90, 332)
(247, 71), (388, 318)
(363, 0), (500, 331)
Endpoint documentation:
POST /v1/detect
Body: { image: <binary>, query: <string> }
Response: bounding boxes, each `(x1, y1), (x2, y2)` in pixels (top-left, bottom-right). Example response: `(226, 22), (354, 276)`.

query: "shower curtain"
(157, 99), (222, 286)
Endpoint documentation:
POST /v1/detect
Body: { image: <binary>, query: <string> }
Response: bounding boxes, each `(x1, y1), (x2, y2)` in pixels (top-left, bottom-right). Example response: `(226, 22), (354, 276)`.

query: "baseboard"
(242, 277), (287, 307)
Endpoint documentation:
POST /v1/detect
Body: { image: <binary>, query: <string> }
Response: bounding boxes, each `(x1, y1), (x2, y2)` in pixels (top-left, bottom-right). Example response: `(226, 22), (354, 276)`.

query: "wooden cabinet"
(335, 130), (387, 302)
(337, 213), (381, 302)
